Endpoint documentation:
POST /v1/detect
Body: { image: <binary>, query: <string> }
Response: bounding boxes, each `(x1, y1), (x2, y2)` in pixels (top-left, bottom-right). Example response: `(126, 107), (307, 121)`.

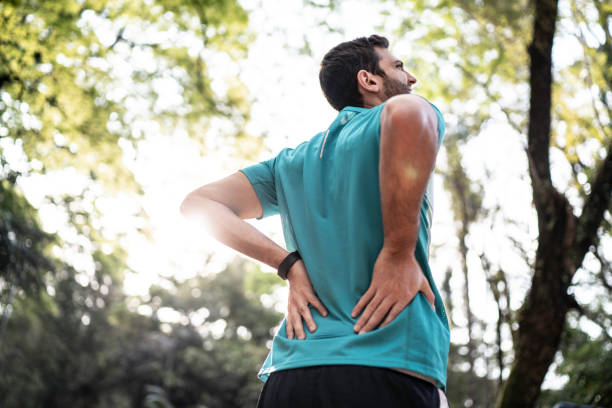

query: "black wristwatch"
(277, 250), (302, 280)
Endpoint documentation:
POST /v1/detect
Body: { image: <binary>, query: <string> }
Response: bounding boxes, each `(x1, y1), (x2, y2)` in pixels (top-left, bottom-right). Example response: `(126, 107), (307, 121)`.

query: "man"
(180, 35), (450, 407)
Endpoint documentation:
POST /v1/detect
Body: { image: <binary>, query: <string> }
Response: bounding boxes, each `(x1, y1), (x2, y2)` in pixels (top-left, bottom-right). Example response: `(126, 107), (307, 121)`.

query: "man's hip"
(256, 365), (444, 408)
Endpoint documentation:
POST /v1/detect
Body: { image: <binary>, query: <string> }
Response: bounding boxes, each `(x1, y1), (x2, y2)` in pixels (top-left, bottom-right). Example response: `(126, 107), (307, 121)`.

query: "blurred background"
(0, 0), (610, 407)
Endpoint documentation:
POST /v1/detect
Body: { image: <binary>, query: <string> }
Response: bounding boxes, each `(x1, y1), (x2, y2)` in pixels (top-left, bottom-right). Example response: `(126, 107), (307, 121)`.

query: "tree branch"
(526, 0), (559, 219)
(573, 137), (612, 267)
(109, 26), (159, 50)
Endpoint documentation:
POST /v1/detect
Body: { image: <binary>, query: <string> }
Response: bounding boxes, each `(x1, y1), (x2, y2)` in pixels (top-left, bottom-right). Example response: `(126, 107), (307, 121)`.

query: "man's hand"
(286, 259), (328, 340)
(351, 247), (435, 334)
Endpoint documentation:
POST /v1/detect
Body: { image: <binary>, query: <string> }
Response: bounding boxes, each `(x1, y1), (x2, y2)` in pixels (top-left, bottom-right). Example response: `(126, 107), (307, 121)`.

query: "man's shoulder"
(383, 94), (438, 130)
(382, 94), (435, 117)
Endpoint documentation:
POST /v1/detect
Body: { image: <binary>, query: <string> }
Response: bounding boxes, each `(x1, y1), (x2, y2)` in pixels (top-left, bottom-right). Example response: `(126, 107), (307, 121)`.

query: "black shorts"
(256, 365), (441, 408)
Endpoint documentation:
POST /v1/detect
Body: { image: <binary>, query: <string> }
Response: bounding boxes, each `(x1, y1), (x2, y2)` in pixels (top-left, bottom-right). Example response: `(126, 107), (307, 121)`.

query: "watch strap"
(277, 250), (302, 280)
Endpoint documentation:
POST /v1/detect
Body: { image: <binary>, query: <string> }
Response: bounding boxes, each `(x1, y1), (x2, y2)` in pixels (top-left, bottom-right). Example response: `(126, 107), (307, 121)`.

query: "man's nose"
(407, 72), (417, 85)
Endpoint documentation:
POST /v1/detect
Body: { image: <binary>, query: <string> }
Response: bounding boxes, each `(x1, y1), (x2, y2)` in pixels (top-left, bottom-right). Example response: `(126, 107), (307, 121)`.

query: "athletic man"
(180, 35), (450, 407)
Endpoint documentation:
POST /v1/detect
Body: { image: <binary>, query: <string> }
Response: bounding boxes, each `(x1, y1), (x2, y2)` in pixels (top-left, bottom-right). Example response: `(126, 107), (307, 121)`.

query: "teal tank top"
(239, 99), (450, 390)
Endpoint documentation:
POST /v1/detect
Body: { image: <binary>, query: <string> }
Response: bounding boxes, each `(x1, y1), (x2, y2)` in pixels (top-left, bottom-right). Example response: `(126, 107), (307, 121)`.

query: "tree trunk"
(497, 0), (566, 406)
(497, 0), (612, 404)
(497, 192), (574, 407)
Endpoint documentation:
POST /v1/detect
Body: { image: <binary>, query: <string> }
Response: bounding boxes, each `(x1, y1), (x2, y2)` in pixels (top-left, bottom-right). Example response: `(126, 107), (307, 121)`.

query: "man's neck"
(362, 96), (385, 109)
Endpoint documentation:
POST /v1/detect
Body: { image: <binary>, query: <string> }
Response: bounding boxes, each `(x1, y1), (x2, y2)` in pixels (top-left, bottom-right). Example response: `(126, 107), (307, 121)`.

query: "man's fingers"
(353, 294), (382, 332)
(358, 299), (393, 334)
(287, 291), (327, 340)
(379, 303), (405, 329)
(286, 316), (294, 340)
(421, 280), (436, 312)
(292, 319), (306, 340)
(352, 288), (375, 318)
(309, 295), (328, 318)
(300, 305), (317, 333)
(291, 313), (306, 340)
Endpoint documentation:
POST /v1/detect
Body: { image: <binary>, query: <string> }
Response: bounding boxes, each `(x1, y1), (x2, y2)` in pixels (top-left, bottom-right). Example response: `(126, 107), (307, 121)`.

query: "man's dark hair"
(319, 34), (389, 111)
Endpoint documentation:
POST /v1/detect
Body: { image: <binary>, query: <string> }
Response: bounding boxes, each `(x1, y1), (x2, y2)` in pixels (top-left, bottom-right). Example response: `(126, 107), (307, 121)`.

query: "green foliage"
(1, 0), (609, 406)
(442, 134), (485, 226)
(148, 259), (283, 345)
(0, 178), (54, 295)
(388, 0), (611, 406)
(395, 0), (531, 136)
(445, 342), (499, 407)
(0, 0), (275, 406)
(0, 0), (256, 308)
(1, 0), (128, 188)
(144, 385), (175, 408)
(0, 259), (283, 408)
(0, 0), (253, 187)
(550, 0), (612, 200)
(539, 324), (612, 408)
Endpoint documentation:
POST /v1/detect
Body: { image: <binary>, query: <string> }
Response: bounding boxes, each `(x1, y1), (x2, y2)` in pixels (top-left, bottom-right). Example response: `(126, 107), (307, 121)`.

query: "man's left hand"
(351, 248), (435, 334)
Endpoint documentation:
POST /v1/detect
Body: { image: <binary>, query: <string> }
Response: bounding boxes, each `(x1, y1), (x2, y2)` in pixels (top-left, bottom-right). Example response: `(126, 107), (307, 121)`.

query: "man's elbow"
(179, 194), (194, 217)
(180, 189), (236, 220)
(180, 191), (209, 218)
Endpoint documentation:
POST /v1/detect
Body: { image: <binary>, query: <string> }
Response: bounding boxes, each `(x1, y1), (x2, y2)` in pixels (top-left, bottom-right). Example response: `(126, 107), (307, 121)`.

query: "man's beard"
(383, 77), (412, 99)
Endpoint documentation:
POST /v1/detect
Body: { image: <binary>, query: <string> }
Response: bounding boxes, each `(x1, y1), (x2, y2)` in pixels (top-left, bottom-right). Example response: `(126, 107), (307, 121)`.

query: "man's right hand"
(286, 259), (328, 340)
(351, 247), (435, 334)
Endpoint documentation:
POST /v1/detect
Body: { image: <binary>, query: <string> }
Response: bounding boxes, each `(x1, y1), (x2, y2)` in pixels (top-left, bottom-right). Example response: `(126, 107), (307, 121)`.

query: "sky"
(11, 0), (611, 390)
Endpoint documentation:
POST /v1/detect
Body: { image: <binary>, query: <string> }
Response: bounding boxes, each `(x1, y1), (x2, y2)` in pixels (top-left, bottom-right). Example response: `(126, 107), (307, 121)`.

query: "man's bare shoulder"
(382, 94), (435, 118)
(381, 94), (438, 137)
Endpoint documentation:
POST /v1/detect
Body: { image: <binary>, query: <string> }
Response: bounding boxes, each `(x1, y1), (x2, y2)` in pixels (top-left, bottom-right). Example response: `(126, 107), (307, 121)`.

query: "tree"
(0, 257), (283, 408)
(500, 0), (611, 405)
(389, 0), (611, 405)
(539, 324), (612, 407)
(0, 0), (253, 302)
(0, 0), (273, 406)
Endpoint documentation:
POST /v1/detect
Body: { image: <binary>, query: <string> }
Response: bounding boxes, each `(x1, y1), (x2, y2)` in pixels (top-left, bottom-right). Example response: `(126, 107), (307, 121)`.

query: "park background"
(0, 0), (610, 407)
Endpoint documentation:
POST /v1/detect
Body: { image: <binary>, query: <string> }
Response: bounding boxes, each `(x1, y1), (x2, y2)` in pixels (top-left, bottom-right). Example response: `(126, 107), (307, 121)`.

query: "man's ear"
(356, 69), (381, 94)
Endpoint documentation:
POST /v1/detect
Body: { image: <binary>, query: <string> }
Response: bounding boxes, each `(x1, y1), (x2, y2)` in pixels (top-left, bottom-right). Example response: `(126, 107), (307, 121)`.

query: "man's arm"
(352, 94), (438, 333)
(180, 172), (327, 339)
(180, 172), (288, 269)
